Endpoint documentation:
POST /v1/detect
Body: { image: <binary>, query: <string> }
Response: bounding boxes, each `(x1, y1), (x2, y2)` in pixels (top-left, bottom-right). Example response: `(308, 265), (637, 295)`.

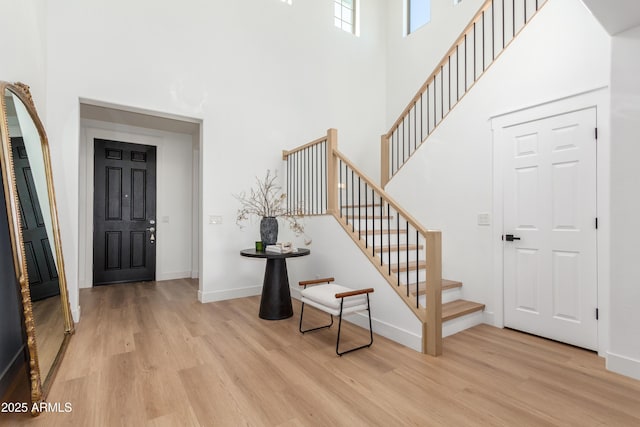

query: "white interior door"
(501, 107), (598, 350)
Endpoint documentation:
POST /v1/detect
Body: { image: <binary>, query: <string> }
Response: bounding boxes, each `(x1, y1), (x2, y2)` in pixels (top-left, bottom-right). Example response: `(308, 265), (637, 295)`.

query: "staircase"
(281, 0), (548, 355)
(342, 201), (486, 332)
(381, 0), (548, 186)
(283, 130), (483, 355)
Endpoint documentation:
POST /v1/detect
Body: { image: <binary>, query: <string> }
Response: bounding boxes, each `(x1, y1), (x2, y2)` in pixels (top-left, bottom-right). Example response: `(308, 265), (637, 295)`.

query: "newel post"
(424, 231), (443, 356)
(381, 134), (390, 188)
(326, 128), (338, 214)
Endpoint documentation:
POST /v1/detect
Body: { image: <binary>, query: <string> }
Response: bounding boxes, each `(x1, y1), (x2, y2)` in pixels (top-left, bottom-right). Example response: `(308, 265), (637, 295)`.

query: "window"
(407, 0), (431, 35)
(334, 0), (356, 34)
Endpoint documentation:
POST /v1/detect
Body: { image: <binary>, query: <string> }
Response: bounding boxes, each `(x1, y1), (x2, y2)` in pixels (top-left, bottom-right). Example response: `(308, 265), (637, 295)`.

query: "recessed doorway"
(78, 102), (201, 290)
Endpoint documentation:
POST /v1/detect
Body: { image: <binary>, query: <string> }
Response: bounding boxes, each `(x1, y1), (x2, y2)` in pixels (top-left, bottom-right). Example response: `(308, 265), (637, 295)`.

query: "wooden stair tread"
(375, 244), (423, 253)
(407, 279), (462, 296)
(442, 300), (485, 322)
(390, 260), (426, 273)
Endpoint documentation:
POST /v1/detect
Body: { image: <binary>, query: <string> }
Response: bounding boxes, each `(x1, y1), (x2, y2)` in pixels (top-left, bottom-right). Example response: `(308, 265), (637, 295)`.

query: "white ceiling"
(580, 0), (640, 35)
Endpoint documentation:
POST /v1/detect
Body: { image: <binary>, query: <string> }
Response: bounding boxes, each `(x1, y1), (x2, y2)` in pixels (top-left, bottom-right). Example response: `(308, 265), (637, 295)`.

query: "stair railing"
(282, 129), (337, 216)
(283, 129), (442, 356)
(381, 0), (548, 186)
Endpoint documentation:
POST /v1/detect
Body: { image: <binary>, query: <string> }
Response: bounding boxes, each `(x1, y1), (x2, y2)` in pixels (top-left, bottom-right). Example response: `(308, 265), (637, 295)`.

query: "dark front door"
(11, 137), (60, 301)
(93, 139), (157, 285)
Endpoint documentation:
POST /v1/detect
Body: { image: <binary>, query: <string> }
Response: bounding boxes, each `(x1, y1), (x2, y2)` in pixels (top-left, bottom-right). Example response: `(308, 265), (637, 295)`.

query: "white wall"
(78, 119), (196, 290)
(385, 0), (610, 342)
(609, 24), (640, 380)
(0, 0), (46, 115)
(43, 0), (387, 317)
(385, 0), (485, 126)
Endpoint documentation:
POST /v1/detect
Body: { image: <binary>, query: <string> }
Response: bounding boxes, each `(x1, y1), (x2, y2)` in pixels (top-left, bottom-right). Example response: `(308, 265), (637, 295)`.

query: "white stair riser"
(418, 287), (462, 306)
(379, 251), (425, 266)
(442, 311), (484, 338)
(394, 270), (427, 285)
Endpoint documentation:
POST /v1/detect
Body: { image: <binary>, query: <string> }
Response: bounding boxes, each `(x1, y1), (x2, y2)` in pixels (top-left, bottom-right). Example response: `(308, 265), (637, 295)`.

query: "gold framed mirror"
(0, 81), (74, 412)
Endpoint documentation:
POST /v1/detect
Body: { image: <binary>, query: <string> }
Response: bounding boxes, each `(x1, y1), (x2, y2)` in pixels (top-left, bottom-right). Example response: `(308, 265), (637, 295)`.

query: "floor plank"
(3, 278), (640, 426)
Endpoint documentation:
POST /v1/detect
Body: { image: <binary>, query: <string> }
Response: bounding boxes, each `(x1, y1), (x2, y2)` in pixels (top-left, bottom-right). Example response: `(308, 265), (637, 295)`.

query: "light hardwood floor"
(3, 278), (640, 426)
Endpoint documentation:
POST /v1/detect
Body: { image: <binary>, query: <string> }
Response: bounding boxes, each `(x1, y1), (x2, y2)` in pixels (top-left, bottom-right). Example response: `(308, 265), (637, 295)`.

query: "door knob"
(147, 226), (156, 244)
(503, 234), (521, 241)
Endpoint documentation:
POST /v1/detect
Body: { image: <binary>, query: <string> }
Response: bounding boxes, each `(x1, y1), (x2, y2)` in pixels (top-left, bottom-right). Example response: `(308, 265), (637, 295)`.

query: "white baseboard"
(483, 310), (497, 327)
(606, 351), (640, 381)
(191, 270), (199, 279)
(198, 285), (262, 303)
(291, 287), (302, 300)
(156, 271), (192, 281)
(443, 311), (484, 338)
(344, 311), (422, 352)
(292, 288), (422, 351)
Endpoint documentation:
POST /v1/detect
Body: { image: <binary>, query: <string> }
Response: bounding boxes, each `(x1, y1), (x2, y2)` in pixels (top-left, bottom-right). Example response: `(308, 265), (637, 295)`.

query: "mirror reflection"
(4, 89), (65, 387)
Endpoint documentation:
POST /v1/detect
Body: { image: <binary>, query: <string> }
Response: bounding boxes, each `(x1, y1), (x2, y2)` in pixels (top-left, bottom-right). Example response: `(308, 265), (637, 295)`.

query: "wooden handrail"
(282, 134), (329, 160)
(282, 129), (335, 216)
(333, 147), (442, 355)
(284, 129), (443, 356)
(382, 0), (548, 186)
(282, 129), (438, 238)
(334, 150), (431, 236)
(385, 0), (494, 138)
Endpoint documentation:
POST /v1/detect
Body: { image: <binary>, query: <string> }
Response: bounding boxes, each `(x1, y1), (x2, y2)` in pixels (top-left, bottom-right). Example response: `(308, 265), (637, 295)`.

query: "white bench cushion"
(301, 284), (369, 316)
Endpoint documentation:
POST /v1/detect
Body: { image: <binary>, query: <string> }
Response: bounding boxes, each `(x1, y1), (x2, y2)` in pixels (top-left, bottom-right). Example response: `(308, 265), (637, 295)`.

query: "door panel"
(552, 250), (580, 321)
(515, 166), (539, 229)
(515, 248), (539, 313)
(106, 167), (122, 220)
(552, 161), (579, 230)
(502, 108), (597, 350)
(93, 139), (156, 285)
(12, 137), (60, 301)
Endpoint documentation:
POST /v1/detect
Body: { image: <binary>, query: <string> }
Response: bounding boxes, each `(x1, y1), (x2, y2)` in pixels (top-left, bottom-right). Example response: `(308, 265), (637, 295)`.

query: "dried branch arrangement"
(234, 170), (311, 244)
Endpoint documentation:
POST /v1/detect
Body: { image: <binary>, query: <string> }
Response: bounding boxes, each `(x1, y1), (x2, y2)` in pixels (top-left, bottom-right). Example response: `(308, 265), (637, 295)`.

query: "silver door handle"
(147, 227), (156, 244)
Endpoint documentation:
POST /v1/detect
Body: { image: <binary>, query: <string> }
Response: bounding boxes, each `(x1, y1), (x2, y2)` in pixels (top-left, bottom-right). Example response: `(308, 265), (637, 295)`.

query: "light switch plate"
(477, 213), (490, 226)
